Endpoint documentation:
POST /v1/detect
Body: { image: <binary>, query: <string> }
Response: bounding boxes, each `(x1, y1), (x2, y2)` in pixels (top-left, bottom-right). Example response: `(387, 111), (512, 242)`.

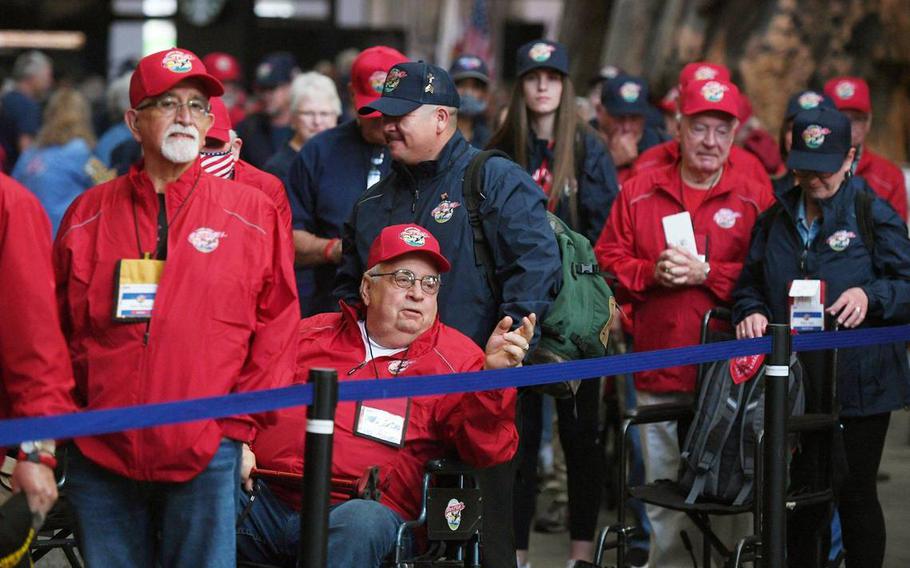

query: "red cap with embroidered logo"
(680, 78), (740, 119)
(678, 62), (731, 89)
(823, 76), (871, 114)
(351, 46), (409, 118)
(206, 97), (231, 144)
(130, 48), (224, 108)
(367, 224), (451, 273)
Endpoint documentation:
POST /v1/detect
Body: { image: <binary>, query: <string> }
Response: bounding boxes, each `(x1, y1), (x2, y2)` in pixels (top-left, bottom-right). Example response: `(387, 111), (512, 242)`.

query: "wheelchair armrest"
(626, 403), (692, 425)
(425, 458), (475, 476)
(788, 413), (838, 433)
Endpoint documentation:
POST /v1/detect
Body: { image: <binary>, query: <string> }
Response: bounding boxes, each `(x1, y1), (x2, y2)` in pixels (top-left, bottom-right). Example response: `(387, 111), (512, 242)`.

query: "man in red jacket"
(824, 76), (908, 222)
(54, 48), (299, 567)
(236, 224), (533, 568)
(595, 77), (771, 566)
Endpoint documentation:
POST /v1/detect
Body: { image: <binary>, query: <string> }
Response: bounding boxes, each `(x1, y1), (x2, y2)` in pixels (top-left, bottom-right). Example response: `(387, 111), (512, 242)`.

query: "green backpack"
(462, 151), (616, 397)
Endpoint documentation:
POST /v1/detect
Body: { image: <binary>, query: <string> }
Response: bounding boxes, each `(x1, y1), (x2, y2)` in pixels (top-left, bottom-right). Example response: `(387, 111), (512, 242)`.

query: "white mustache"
(165, 124), (199, 142)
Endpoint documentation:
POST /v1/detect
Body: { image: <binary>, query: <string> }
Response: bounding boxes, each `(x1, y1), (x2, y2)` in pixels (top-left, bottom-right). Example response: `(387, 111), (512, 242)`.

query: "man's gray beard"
(161, 135), (200, 164)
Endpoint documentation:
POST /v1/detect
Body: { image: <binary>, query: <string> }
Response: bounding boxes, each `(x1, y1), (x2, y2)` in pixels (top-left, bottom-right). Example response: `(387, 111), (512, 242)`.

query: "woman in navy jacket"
(733, 107), (910, 568)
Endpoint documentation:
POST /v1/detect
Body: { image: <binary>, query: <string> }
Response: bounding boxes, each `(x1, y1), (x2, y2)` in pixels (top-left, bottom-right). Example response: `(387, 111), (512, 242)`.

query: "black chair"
(593, 308), (840, 568)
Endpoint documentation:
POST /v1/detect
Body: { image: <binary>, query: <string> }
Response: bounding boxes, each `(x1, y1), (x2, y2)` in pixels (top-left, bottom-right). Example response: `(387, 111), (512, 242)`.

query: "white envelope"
(662, 211), (703, 260)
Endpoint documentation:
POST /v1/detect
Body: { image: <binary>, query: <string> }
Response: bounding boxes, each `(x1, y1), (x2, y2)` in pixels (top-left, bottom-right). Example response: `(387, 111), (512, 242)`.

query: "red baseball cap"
(658, 86), (680, 114)
(350, 46), (409, 118)
(130, 48), (224, 108)
(202, 52), (241, 83)
(367, 224), (451, 273)
(206, 97), (231, 144)
(678, 62), (731, 89)
(680, 78), (740, 119)
(823, 76), (871, 114)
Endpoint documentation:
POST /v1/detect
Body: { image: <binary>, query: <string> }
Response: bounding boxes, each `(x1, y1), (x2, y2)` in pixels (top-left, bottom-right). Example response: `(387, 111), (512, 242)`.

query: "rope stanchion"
(762, 324), (789, 568)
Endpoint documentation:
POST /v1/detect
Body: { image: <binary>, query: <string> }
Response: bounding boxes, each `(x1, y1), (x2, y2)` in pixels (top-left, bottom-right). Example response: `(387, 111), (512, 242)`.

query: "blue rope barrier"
(1, 324), (908, 447)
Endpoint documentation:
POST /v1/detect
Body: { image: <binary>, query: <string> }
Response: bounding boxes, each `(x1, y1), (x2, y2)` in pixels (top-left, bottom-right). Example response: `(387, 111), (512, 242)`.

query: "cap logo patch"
(425, 72), (435, 94)
(399, 227), (428, 247)
(445, 499), (466, 531)
(161, 50), (194, 74)
(528, 43), (556, 62)
(798, 92), (823, 109)
(188, 227), (227, 253)
(694, 66), (718, 80)
(431, 199), (461, 223)
(713, 208), (742, 229)
(835, 81), (855, 100)
(384, 68), (408, 93)
(215, 58), (231, 72)
(827, 230), (856, 252)
(700, 81), (729, 102)
(802, 124), (831, 149)
(619, 82), (641, 103)
(257, 63), (272, 79)
(368, 70), (387, 94)
(459, 56), (482, 69)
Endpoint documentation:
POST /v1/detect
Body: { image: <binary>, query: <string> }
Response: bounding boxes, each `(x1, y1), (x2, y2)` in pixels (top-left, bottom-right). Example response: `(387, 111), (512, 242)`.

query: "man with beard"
(53, 48), (299, 567)
(449, 54), (492, 148)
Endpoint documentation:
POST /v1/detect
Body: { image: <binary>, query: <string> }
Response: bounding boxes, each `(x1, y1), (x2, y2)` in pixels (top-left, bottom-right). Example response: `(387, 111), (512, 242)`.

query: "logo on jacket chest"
(827, 230), (856, 252)
(188, 227), (227, 253)
(713, 208), (742, 229)
(388, 359), (411, 374)
(431, 193), (461, 223)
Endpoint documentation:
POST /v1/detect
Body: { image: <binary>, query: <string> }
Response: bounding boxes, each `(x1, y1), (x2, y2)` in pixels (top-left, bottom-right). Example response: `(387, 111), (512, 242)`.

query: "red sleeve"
(0, 174), (77, 419)
(594, 186), (658, 300)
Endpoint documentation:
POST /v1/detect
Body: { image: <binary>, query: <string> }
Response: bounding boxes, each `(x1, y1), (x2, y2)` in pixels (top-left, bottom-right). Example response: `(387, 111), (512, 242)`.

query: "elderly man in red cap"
(595, 77), (773, 566)
(824, 75), (908, 222)
(53, 48), (299, 567)
(237, 223), (533, 568)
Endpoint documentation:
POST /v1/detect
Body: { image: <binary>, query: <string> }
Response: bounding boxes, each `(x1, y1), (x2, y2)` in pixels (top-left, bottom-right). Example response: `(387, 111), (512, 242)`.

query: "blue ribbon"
(1, 324), (908, 447)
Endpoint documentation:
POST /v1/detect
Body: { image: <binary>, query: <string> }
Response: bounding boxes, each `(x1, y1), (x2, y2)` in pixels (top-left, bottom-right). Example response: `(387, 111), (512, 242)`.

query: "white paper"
(789, 279), (821, 298)
(662, 212), (699, 258)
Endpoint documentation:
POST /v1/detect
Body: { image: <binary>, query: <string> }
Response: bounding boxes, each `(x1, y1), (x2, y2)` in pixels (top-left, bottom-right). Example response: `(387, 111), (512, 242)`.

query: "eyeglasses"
(297, 110), (336, 121)
(136, 96), (211, 120)
(370, 269), (441, 294)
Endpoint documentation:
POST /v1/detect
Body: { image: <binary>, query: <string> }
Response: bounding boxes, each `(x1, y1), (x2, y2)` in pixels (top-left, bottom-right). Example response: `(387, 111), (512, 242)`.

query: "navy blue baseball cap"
(255, 52), (298, 88)
(449, 54), (489, 84)
(784, 90), (835, 120)
(359, 61), (460, 117)
(516, 40), (569, 77)
(787, 107), (852, 173)
(601, 74), (649, 116)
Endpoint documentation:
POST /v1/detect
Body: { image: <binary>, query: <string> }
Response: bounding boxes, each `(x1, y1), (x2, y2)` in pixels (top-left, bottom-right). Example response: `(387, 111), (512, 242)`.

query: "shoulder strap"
(854, 189), (876, 256)
(462, 150), (512, 301)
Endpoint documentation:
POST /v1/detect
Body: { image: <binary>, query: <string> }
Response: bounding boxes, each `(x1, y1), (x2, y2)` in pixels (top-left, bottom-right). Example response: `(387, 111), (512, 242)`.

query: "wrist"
(18, 447), (58, 470)
(323, 238), (340, 263)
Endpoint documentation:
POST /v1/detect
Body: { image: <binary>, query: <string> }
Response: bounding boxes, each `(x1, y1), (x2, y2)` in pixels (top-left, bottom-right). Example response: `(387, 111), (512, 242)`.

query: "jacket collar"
(650, 163), (737, 208)
(128, 158), (203, 209)
(778, 174), (858, 221)
(338, 300), (443, 361)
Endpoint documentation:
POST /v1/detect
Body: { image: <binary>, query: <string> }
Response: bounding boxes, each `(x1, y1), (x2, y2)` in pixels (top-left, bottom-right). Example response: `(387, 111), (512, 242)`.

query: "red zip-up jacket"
(856, 148), (907, 222)
(53, 161), (299, 481)
(1, 173), (76, 420)
(234, 158), (292, 233)
(251, 303), (519, 521)
(595, 164), (772, 393)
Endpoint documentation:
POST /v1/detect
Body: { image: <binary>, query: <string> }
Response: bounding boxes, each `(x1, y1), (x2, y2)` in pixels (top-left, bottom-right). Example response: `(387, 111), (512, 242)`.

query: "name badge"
(353, 398), (410, 448)
(113, 258), (164, 322)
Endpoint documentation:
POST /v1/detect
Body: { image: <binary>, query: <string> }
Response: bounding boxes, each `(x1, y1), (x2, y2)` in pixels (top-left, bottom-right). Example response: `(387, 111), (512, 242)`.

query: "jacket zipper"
(347, 361), (367, 375)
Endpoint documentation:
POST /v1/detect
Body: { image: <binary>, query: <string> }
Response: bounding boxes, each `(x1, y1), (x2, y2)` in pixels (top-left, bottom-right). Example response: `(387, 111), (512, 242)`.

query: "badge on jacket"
(354, 398), (410, 448)
(113, 257), (164, 321)
(432, 194), (461, 224)
(827, 230), (856, 252)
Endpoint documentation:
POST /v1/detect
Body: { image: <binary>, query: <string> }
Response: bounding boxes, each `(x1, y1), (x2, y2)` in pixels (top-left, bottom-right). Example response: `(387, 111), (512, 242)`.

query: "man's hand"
(827, 287), (868, 328)
(736, 313), (769, 339)
(654, 246), (709, 288)
(608, 131), (639, 167)
(484, 314), (536, 370)
(11, 460), (57, 523)
(241, 443), (256, 492)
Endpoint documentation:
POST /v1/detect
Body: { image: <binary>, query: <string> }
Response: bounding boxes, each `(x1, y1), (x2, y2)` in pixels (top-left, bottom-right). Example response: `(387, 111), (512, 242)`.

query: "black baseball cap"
(449, 54), (489, 84)
(787, 107), (852, 173)
(516, 39), (569, 77)
(601, 74), (649, 116)
(784, 90), (835, 120)
(255, 52), (298, 88)
(359, 61), (460, 117)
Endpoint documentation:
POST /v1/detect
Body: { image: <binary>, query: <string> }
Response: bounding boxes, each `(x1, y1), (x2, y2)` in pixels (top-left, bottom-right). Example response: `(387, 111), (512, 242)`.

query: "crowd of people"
(0, 34), (909, 568)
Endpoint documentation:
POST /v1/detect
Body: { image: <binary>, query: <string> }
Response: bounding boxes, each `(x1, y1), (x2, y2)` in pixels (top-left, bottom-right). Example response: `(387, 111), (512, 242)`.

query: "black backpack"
(678, 354), (805, 506)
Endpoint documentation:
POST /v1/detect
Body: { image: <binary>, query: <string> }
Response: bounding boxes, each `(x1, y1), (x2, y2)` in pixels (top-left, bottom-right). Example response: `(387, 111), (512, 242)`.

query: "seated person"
(236, 223), (533, 568)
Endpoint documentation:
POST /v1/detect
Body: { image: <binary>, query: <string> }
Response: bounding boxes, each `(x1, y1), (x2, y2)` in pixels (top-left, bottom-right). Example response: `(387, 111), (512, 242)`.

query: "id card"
(353, 398), (410, 448)
(113, 258), (164, 321)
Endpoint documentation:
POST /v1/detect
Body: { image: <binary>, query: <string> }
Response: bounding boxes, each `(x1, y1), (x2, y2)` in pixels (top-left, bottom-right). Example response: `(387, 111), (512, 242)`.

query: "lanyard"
(130, 171), (201, 259)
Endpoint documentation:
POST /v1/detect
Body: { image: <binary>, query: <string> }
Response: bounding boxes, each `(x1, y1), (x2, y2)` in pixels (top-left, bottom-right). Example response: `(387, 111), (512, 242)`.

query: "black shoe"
(626, 547), (649, 567)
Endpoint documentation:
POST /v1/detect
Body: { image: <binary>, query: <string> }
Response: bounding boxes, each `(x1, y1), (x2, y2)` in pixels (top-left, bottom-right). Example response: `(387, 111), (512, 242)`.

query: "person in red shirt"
(236, 224), (533, 568)
(54, 48), (299, 567)
(824, 76), (908, 222)
(595, 77), (772, 566)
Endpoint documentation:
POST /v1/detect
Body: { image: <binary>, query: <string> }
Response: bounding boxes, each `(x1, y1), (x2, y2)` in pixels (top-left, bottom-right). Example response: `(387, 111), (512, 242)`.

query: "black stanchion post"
(762, 324), (790, 567)
(299, 368), (339, 568)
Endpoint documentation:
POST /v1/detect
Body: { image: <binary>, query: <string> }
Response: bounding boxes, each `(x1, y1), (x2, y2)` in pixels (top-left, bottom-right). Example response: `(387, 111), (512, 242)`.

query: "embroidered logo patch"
(528, 42), (555, 62)
(369, 70), (387, 94)
(399, 226), (429, 247)
(619, 81), (642, 103)
(431, 200), (461, 223)
(798, 91), (824, 110)
(458, 56), (482, 69)
(161, 50), (193, 74)
(827, 230), (856, 252)
(713, 208), (742, 229)
(384, 68), (408, 93)
(445, 499), (466, 531)
(835, 80), (855, 100)
(388, 360), (410, 375)
(694, 66), (718, 80)
(802, 124), (831, 149)
(700, 81), (729, 103)
(425, 72), (435, 94)
(188, 227), (226, 253)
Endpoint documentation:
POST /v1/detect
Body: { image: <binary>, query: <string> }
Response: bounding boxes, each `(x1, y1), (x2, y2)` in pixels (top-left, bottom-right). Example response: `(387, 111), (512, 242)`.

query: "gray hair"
(289, 71), (341, 116)
(13, 50), (52, 81)
(106, 73), (132, 119)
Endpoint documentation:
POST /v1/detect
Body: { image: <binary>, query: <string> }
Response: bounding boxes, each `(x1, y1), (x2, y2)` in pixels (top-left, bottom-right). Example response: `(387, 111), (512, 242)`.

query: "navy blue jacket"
(334, 130), (562, 348)
(287, 120), (392, 315)
(732, 176), (910, 416)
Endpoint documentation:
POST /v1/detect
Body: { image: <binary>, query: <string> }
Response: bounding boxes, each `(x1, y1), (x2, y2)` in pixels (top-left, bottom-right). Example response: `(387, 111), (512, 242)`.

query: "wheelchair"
(592, 308), (840, 568)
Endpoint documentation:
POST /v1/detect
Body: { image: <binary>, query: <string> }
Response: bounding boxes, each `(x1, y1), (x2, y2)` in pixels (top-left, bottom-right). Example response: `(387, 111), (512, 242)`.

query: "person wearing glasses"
(237, 223), (533, 568)
(53, 48), (299, 567)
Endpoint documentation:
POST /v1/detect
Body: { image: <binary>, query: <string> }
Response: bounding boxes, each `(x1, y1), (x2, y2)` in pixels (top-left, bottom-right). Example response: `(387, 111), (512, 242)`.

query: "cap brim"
(451, 71), (489, 84)
(358, 97), (421, 117)
(603, 102), (647, 116)
(205, 125), (231, 145)
(786, 150), (845, 173)
(680, 102), (738, 119)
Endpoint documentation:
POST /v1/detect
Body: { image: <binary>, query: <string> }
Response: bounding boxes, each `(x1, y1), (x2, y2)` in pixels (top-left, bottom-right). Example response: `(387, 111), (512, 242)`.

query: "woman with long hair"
(488, 39), (619, 568)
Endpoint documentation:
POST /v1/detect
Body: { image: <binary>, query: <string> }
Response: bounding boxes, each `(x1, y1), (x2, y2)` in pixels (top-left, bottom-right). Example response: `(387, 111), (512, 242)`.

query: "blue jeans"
(65, 439), (240, 568)
(236, 482), (406, 568)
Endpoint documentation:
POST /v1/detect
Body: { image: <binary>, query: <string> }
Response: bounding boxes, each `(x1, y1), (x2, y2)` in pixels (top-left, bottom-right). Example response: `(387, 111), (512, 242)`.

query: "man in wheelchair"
(236, 224), (534, 568)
